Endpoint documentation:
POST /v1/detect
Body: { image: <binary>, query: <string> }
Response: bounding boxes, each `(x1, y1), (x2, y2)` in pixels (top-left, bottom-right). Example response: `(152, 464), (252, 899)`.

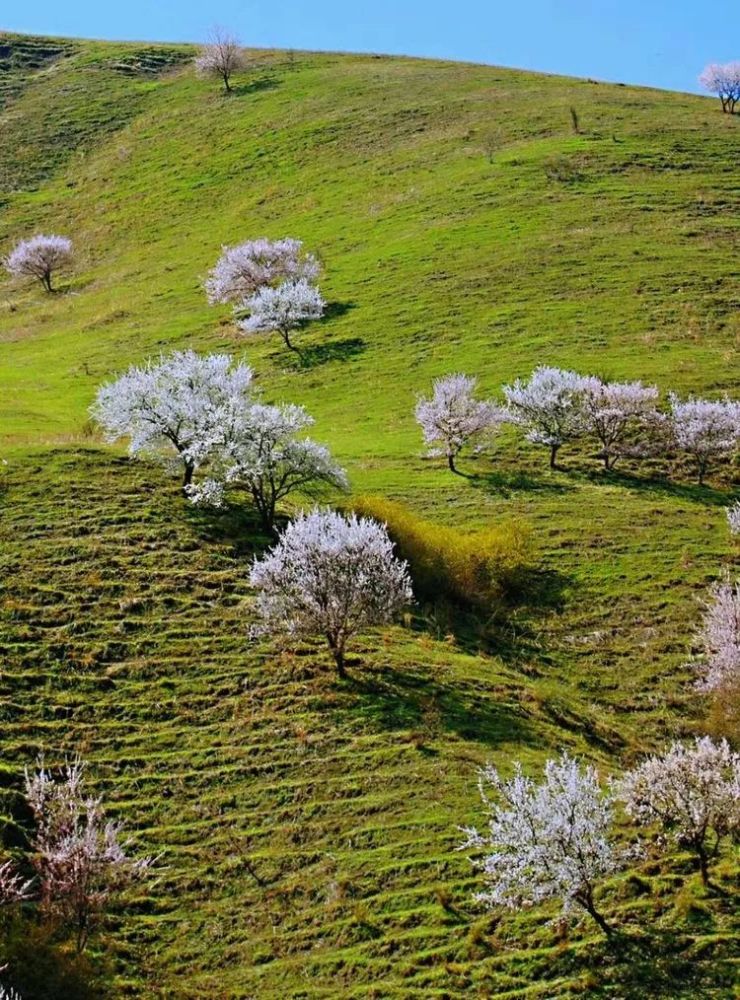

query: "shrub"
(349, 495), (530, 610)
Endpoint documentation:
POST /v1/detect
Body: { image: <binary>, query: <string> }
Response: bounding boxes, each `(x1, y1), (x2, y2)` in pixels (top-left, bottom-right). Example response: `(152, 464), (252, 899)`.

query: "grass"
(0, 30), (738, 998)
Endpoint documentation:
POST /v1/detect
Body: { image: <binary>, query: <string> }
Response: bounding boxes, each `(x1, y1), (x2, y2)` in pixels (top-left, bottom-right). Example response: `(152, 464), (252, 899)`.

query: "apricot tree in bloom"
(4, 234), (73, 292)
(205, 238), (320, 306)
(190, 402), (347, 534)
(91, 351), (254, 488)
(618, 737), (740, 885)
(725, 501), (740, 537)
(503, 367), (598, 468)
(25, 757), (154, 952)
(239, 279), (326, 353)
(699, 62), (740, 113)
(194, 27), (246, 93)
(461, 753), (630, 935)
(583, 379), (659, 469)
(668, 394), (740, 484)
(693, 576), (740, 693)
(415, 374), (503, 473)
(249, 509), (412, 675)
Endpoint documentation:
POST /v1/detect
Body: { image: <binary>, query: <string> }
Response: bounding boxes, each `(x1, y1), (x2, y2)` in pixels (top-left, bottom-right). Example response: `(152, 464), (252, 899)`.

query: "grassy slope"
(0, 32), (738, 998)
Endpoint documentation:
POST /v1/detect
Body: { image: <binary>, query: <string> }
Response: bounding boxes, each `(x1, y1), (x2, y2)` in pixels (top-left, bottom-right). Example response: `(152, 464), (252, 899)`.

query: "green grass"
(0, 30), (738, 998)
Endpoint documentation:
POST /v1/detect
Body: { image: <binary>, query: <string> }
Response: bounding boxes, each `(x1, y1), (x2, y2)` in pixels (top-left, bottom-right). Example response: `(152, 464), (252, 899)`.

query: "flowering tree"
(4, 234), (73, 292)
(239, 279), (326, 353)
(91, 351), (254, 488)
(668, 394), (740, 485)
(190, 403), (347, 534)
(503, 367), (597, 468)
(25, 757), (154, 953)
(415, 374), (503, 473)
(194, 27), (246, 93)
(726, 501), (740, 537)
(461, 753), (630, 935)
(692, 576), (740, 693)
(699, 62), (740, 113)
(205, 238), (320, 306)
(249, 510), (412, 675)
(618, 737), (740, 885)
(583, 379), (659, 470)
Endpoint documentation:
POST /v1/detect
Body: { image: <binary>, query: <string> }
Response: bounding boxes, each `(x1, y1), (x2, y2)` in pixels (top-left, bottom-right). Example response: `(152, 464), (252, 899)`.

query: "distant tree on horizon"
(195, 26), (247, 93)
(699, 62), (740, 113)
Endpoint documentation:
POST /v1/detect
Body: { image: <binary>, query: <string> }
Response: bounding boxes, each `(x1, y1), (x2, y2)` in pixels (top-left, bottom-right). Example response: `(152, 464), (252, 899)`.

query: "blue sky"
(2, 0), (736, 94)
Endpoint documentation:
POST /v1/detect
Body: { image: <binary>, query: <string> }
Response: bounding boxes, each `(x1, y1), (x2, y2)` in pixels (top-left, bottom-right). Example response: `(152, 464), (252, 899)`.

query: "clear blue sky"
(2, 0), (736, 94)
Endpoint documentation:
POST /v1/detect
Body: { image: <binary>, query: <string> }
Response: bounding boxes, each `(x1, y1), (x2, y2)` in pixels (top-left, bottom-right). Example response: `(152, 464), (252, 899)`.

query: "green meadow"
(0, 31), (738, 997)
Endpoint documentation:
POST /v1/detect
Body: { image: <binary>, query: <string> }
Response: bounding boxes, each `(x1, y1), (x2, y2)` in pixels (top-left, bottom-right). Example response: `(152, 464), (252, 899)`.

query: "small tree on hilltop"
(91, 351), (254, 488)
(618, 737), (740, 886)
(239, 279), (325, 354)
(699, 62), (740, 113)
(668, 394), (740, 485)
(460, 753), (631, 935)
(583, 379), (659, 470)
(249, 509), (412, 675)
(25, 757), (154, 953)
(188, 402), (347, 534)
(503, 367), (598, 469)
(195, 27), (246, 93)
(205, 238), (320, 306)
(415, 374), (504, 474)
(4, 234), (73, 292)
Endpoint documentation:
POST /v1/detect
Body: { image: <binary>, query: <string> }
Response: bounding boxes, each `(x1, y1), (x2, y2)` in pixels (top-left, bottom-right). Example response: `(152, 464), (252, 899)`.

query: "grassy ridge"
(0, 32), (739, 997)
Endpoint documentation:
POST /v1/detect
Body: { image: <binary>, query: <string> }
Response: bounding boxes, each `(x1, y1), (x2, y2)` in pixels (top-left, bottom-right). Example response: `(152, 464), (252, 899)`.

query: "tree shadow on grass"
(297, 336), (366, 369)
(229, 76), (280, 96)
(582, 468), (738, 509)
(588, 926), (737, 998)
(466, 468), (577, 497)
(339, 660), (538, 748)
(183, 500), (279, 557)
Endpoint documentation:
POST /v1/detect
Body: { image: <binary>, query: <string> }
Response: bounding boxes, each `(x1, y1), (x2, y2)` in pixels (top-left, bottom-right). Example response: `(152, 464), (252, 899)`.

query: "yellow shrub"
(349, 495), (531, 610)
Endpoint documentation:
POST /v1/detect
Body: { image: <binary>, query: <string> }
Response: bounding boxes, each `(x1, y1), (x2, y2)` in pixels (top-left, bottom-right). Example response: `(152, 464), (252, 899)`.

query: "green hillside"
(0, 31), (738, 998)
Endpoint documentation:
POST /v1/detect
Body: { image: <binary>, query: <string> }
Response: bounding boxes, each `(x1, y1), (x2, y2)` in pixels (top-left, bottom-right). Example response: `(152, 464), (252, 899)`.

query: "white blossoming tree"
(194, 27), (246, 93)
(460, 753), (631, 935)
(699, 62), (740, 113)
(4, 234), (73, 292)
(91, 351), (254, 488)
(415, 374), (503, 473)
(503, 367), (598, 469)
(618, 737), (740, 885)
(249, 509), (412, 675)
(692, 576), (740, 693)
(726, 501), (740, 537)
(25, 757), (154, 953)
(205, 238), (320, 306)
(583, 379), (659, 470)
(668, 394), (740, 485)
(199, 402), (347, 534)
(239, 279), (326, 353)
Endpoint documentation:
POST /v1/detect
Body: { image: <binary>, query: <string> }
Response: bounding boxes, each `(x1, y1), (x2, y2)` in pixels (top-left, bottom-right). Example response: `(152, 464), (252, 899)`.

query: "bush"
(349, 496), (530, 610)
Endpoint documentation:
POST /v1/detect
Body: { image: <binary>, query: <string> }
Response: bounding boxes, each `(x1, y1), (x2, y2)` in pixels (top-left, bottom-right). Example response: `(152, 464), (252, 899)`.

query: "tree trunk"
(578, 893), (613, 936)
(42, 271), (52, 293)
(549, 444), (559, 469)
(697, 845), (710, 886)
(183, 462), (194, 489)
(223, 72), (231, 93)
(447, 453), (458, 474)
(328, 636), (347, 677)
(281, 329), (300, 354)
